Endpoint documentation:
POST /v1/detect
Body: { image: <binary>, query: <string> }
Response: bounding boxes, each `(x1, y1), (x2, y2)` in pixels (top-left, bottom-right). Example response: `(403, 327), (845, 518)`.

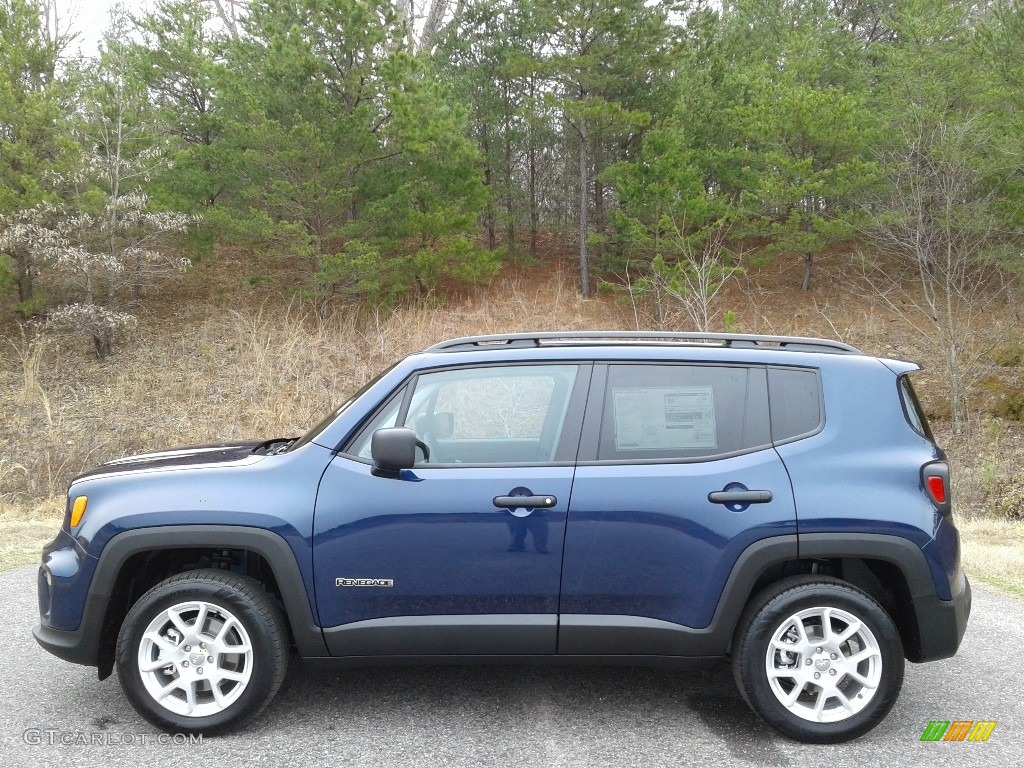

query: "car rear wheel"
(732, 576), (904, 743)
(115, 569), (288, 734)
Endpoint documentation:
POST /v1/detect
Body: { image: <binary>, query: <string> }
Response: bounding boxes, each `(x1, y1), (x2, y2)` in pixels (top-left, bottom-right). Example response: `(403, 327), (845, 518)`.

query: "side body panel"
(40, 442), (336, 633)
(777, 359), (960, 599)
(558, 362), (798, 654)
(313, 460), (574, 655)
(561, 453), (797, 633)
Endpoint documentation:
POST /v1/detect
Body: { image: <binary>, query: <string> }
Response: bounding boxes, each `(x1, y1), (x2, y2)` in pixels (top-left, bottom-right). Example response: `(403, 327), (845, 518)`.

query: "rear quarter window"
(898, 374), (933, 440)
(767, 367), (823, 443)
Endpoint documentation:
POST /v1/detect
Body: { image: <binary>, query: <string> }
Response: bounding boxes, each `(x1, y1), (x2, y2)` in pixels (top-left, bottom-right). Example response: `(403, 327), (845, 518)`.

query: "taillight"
(922, 462), (951, 514)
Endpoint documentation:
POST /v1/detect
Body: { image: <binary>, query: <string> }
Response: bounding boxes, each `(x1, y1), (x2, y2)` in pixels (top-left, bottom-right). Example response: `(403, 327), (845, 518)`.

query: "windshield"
(289, 362), (399, 451)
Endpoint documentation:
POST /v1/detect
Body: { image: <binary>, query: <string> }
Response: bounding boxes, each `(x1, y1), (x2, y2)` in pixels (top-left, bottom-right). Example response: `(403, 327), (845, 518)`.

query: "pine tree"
(213, 0), (491, 308)
(0, 0), (74, 313)
(130, 0), (224, 214)
(532, 0), (682, 296)
(724, 0), (880, 291)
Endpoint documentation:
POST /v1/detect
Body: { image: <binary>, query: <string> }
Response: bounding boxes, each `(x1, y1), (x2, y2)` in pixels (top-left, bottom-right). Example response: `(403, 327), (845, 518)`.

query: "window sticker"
(613, 386), (717, 451)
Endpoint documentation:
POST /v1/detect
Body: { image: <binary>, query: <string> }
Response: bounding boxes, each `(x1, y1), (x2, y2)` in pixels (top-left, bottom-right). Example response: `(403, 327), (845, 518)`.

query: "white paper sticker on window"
(613, 386), (717, 451)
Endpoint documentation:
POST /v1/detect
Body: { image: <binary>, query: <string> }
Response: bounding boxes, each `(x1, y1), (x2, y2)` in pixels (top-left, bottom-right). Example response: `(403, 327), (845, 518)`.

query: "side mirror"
(371, 427), (416, 478)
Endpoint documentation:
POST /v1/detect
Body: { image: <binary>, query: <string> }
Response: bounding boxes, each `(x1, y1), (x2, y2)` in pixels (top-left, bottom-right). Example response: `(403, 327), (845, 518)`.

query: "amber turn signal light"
(70, 496), (88, 528)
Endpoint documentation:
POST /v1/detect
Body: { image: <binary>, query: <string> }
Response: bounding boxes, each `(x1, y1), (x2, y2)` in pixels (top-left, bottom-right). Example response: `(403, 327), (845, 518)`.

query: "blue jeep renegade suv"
(33, 331), (971, 742)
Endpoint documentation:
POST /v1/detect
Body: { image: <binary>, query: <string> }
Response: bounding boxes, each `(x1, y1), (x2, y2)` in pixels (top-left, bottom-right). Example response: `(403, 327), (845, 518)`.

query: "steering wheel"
(415, 438), (430, 463)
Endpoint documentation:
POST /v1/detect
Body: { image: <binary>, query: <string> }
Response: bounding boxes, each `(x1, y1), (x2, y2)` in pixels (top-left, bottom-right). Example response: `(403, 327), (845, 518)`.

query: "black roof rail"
(425, 331), (862, 355)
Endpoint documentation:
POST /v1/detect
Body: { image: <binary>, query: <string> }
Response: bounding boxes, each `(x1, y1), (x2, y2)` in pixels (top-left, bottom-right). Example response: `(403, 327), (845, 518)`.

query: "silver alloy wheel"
(137, 600), (254, 718)
(765, 606), (883, 723)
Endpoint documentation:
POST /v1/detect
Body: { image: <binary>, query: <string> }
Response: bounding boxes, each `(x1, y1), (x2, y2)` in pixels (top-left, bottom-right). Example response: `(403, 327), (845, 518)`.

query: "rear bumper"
(911, 574), (971, 662)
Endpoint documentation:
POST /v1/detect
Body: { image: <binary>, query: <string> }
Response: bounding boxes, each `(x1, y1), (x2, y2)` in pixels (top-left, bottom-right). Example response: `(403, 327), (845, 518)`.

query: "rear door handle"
(708, 490), (773, 504)
(493, 495), (557, 509)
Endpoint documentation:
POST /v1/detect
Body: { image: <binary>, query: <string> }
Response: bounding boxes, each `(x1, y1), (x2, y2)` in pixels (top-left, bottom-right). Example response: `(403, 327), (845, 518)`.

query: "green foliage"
(246, 273), (273, 287)
(433, 1), (528, 248)
(131, 0), (219, 148)
(607, 127), (725, 268)
(128, 0), (226, 224)
(976, 0), (1024, 239)
(4, 6), (198, 358)
(608, 126), (742, 330)
(6, 283), (49, 318)
(2, 0), (1023, 328)
(0, 0), (64, 211)
(857, 0), (1021, 432)
(193, 0), (494, 308)
(316, 240), (385, 303)
(526, 0), (685, 295)
(12, 293), (48, 318)
(720, 2), (881, 289)
(0, 0), (76, 307)
(0, 252), (12, 290)
(181, 225), (215, 263)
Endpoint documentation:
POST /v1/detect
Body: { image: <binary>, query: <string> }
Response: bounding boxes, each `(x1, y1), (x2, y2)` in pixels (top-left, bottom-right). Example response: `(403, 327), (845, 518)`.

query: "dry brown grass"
(1, 250), (1022, 587)
(0, 496), (63, 571)
(0, 265), (629, 502)
(958, 517), (1024, 598)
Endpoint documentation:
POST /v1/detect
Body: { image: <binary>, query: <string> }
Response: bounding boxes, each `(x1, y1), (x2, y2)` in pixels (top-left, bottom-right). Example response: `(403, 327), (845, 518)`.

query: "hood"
(72, 441), (268, 483)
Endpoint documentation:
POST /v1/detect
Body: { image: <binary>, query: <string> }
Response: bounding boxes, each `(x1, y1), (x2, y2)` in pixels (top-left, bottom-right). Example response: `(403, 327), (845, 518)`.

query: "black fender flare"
(35, 525), (328, 673)
(798, 532), (968, 662)
(797, 532), (937, 597)
(96, 525), (329, 657)
(711, 533), (951, 659)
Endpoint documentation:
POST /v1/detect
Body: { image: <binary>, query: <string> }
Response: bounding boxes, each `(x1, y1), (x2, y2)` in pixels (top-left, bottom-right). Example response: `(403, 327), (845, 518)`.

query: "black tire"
(732, 576), (904, 743)
(115, 568), (288, 734)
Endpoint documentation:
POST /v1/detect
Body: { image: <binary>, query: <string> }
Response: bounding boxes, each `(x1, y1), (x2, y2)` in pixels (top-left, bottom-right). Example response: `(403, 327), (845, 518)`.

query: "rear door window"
(596, 364), (770, 462)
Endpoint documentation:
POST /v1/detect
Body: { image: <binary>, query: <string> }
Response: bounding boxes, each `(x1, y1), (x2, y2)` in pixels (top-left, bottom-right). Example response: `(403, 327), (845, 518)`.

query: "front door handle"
(493, 495), (557, 509)
(708, 490), (773, 504)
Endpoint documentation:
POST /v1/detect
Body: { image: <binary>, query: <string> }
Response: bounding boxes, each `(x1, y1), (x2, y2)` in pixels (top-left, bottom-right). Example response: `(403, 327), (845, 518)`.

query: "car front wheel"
(732, 576), (905, 743)
(115, 569), (288, 734)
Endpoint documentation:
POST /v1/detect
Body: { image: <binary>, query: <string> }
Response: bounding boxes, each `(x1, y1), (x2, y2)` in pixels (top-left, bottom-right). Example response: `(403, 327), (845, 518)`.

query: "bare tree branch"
(860, 117), (1017, 431)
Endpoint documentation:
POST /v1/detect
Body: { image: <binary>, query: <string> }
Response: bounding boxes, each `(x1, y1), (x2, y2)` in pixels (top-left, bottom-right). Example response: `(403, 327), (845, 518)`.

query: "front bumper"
(33, 528), (105, 669)
(33, 620), (100, 668)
